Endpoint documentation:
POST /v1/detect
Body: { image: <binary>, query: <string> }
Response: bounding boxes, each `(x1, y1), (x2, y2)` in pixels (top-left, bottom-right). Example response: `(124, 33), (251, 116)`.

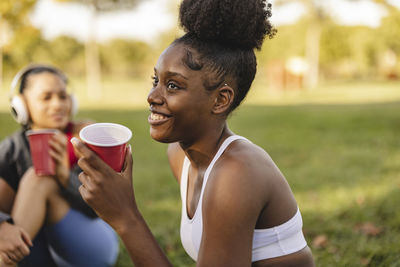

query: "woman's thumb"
(122, 145), (133, 176)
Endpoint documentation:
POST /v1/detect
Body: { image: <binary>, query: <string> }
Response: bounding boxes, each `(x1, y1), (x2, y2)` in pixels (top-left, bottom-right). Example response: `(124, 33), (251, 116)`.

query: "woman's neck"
(30, 122), (71, 132)
(180, 123), (233, 170)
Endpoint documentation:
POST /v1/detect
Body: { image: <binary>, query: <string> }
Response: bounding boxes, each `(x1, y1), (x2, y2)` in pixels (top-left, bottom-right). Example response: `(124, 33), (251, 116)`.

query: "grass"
(1, 80), (400, 266)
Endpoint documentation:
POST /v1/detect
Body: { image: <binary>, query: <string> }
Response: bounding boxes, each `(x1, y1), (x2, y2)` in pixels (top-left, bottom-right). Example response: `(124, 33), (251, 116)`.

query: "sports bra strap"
(199, 135), (249, 205)
(180, 135), (250, 221)
(203, 135), (249, 184)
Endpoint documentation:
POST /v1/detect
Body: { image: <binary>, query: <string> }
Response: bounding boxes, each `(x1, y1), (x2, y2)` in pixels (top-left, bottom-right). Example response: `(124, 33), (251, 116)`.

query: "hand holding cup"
(71, 137), (137, 231)
(71, 123), (136, 229)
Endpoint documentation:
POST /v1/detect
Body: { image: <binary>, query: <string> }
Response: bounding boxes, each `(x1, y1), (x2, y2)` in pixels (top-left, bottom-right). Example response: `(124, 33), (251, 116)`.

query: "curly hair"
(174, 0), (276, 111)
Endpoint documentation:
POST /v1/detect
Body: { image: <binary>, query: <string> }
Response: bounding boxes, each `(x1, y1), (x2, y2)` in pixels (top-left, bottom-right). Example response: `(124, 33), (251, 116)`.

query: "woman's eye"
(167, 82), (180, 90)
(151, 76), (159, 87)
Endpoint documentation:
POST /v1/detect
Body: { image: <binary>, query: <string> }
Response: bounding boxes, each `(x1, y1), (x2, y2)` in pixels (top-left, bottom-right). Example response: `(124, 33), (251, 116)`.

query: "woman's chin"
(149, 129), (174, 144)
(38, 120), (69, 131)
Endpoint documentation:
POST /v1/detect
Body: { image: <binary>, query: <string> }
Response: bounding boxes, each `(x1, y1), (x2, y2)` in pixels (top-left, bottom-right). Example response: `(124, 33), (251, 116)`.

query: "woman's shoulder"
(200, 140), (279, 227)
(0, 129), (31, 191)
(206, 139), (284, 204)
(0, 130), (27, 154)
(216, 138), (280, 183)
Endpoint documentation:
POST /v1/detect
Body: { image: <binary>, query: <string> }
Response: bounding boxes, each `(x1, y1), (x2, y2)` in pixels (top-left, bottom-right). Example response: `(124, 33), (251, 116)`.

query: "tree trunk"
(85, 7), (102, 100)
(304, 20), (321, 89)
(0, 45), (3, 93)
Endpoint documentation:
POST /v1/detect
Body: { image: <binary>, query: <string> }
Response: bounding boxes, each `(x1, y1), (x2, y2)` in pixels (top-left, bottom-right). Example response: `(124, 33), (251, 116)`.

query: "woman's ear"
(212, 84), (234, 115)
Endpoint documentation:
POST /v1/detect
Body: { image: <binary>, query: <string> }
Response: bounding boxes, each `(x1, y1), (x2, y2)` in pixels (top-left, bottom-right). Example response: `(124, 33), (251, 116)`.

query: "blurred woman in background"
(0, 65), (119, 267)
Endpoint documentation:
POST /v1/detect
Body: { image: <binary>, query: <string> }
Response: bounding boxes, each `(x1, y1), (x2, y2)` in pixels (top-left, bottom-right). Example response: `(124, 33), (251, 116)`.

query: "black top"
(0, 130), (96, 222)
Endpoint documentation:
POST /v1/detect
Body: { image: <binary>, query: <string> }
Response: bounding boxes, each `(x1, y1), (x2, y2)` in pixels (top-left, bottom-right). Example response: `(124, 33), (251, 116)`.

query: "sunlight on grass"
(1, 80), (400, 266)
(248, 79), (400, 106)
(297, 179), (398, 214)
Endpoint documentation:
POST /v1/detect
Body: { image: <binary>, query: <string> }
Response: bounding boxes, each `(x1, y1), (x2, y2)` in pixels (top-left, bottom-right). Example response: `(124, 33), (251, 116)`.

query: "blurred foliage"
(100, 39), (154, 77)
(1, 1), (400, 82)
(55, 0), (142, 12)
(379, 7), (400, 53)
(257, 7), (400, 81)
(0, 0), (37, 26)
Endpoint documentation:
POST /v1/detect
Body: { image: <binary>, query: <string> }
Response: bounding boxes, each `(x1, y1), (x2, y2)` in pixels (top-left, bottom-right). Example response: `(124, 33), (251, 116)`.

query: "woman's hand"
(49, 131), (70, 187)
(71, 138), (137, 232)
(0, 222), (32, 265)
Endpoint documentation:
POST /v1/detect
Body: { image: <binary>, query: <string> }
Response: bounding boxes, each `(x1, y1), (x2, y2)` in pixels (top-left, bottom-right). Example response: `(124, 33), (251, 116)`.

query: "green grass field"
(1, 81), (400, 266)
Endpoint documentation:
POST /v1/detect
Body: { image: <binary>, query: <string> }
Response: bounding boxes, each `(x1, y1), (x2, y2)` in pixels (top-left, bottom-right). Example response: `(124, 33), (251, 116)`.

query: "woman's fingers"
(70, 137), (92, 159)
(49, 133), (67, 154)
(79, 184), (90, 204)
(20, 228), (32, 249)
(49, 149), (64, 164)
(10, 249), (24, 262)
(78, 172), (96, 191)
(122, 145), (133, 177)
(49, 133), (68, 167)
(71, 138), (113, 176)
(78, 175), (97, 207)
(5, 250), (21, 264)
(0, 252), (15, 265)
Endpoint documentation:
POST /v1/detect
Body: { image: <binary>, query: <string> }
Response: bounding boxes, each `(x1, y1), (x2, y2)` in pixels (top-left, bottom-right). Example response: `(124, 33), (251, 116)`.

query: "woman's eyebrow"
(165, 71), (188, 80)
(153, 67), (188, 80)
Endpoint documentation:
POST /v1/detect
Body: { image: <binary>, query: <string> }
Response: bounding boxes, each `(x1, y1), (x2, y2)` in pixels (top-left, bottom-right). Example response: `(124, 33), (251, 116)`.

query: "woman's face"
(23, 72), (71, 130)
(147, 43), (216, 144)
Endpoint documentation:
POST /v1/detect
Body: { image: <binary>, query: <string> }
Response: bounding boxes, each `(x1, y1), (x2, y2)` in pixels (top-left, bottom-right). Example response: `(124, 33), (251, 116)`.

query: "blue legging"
(20, 209), (119, 267)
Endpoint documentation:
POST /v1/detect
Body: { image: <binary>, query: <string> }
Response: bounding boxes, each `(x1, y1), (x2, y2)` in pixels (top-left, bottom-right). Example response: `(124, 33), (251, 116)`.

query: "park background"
(1, 0), (400, 266)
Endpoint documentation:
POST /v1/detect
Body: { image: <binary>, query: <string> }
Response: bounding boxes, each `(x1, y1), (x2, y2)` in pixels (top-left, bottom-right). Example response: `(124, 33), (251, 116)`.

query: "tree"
(49, 35), (85, 75)
(0, 0), (37, 91)
(274, 0), (398, 88)
(100, 38), (153, 77)
(54, 0), (143, 99)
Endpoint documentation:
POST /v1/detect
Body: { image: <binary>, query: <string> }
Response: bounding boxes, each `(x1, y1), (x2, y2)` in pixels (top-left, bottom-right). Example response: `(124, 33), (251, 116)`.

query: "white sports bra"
(179, 135), (307, 262)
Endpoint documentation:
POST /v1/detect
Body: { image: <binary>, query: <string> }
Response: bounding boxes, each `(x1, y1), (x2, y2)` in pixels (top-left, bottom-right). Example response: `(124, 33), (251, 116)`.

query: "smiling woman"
(0, 65), (119, 266)
(71, 0), (315, 266)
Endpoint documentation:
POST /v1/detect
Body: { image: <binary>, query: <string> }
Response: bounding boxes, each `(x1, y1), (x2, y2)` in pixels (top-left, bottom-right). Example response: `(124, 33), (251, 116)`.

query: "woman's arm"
(0, 179), (15, 214)
(0, 219), (32, 265)
(0, 179), (32, 265)
(196, 158), (266, 267)
(71, 138), (173, 267)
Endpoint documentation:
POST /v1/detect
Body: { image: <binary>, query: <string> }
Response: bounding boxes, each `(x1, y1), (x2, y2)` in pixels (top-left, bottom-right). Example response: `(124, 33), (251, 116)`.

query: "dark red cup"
(26, 129), (57, 176)
(79, 123), (132, 172)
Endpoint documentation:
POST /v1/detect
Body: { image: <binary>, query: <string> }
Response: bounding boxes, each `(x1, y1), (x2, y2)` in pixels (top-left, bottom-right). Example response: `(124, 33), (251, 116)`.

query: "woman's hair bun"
(179, 0), (276, 50)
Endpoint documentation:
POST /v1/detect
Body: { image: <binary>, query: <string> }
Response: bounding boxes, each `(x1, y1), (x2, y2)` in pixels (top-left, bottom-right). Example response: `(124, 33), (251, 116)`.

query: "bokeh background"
(1, 0), (400, 266)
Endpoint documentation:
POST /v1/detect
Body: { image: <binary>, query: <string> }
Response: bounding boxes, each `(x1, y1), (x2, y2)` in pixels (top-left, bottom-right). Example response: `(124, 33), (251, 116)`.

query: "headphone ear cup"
(70, 94), (78, 116)
(10, 95), (29, 125)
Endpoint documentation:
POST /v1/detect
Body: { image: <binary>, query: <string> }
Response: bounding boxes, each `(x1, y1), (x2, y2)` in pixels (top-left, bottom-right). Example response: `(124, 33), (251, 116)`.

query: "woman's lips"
(148, 112), (171, 125)
(51, 113), (67, 121)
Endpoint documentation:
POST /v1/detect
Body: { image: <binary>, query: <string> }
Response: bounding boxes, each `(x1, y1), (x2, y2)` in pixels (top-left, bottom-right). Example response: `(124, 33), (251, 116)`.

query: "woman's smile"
(148, 111), (172, 126)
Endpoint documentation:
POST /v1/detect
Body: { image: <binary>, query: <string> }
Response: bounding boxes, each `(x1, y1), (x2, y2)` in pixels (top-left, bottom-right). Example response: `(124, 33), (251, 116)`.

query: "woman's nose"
(50, 96), (65, 110)
(147, 86), (164, 106)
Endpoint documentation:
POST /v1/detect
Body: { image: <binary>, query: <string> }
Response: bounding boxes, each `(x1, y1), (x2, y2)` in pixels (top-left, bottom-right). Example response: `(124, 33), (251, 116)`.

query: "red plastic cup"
(26, 129), (57, 176)
(79, 123), (132, 172)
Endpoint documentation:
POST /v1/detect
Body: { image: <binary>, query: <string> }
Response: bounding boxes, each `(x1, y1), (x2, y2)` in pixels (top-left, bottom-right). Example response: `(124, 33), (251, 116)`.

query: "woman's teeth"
(151, 113), (166, 121)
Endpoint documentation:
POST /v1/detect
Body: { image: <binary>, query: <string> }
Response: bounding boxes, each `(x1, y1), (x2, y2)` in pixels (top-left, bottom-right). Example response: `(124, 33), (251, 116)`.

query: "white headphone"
(9, 64), (78, 125)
